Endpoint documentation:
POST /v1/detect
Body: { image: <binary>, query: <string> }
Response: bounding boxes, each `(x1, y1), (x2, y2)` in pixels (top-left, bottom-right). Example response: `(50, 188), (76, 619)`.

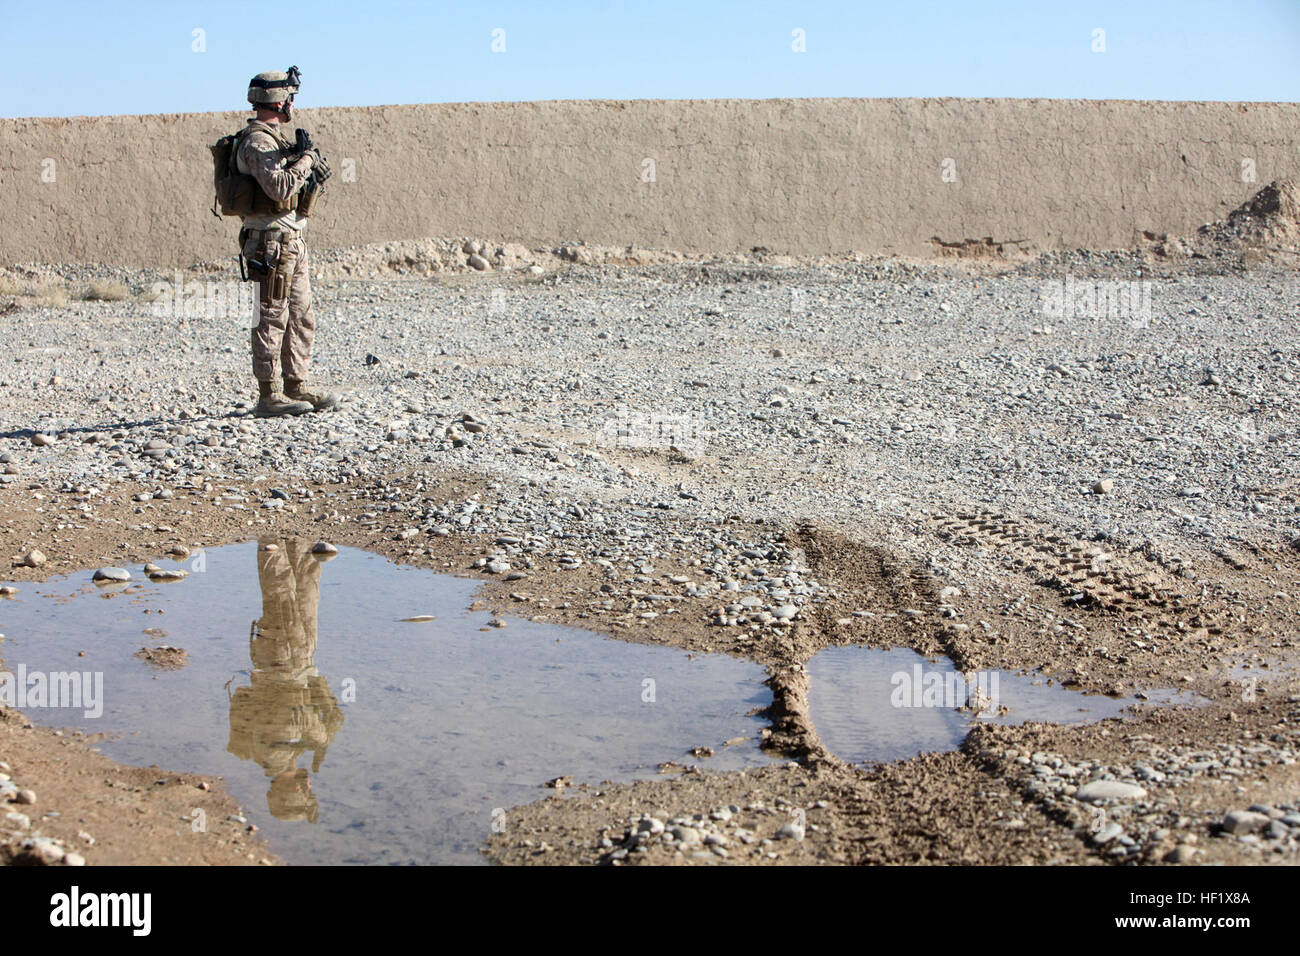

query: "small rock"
(1092, 478), (1114, 495)
(92, 567), (131, 583)
(20, 837), (64, 865)
(1164, 844), (1196, 864)
(671, 825), (701, 846)
(21, 549), (46, 568)
(776, 820), (806, 841)
(1091, 822), (1123, 845)
(146, 568), (187, 582)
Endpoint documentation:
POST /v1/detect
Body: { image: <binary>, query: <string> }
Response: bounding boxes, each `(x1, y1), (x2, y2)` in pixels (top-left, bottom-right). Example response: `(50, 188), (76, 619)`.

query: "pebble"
(776, 820), (806, 841)
(22, 549), (46, 568)
(92, 567), (131, 583)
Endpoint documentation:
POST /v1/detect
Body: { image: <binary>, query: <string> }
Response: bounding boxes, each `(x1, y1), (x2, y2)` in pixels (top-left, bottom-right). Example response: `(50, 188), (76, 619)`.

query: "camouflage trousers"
(243, 229), (315, 382)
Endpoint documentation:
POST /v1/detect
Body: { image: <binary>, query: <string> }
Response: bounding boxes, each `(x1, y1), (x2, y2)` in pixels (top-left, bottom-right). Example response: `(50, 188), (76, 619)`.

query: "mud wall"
(1, 98), (1297, 267)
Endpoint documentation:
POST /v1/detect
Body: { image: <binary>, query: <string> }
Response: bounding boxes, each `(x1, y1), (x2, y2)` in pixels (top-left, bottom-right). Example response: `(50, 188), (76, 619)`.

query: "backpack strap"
(242, 120), (294, 153)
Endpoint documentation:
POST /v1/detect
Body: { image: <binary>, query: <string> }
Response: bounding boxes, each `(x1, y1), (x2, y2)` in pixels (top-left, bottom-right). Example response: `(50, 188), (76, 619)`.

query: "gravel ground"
(5, 257), (1297, 566)
(2, 231), (1299, 865)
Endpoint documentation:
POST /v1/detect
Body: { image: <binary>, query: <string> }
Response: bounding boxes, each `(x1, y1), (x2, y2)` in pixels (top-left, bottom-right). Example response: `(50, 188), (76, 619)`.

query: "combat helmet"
(247, 65), (301, 106)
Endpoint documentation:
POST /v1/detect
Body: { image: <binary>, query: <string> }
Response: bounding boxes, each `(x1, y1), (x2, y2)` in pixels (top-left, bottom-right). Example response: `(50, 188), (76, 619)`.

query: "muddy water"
(0, 541), (773, 864)
(806, 645), (1205, 766)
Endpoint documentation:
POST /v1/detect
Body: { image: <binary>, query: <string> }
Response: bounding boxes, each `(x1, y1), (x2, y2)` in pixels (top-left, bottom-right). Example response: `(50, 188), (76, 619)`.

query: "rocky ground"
(2, 187), (1299, 865)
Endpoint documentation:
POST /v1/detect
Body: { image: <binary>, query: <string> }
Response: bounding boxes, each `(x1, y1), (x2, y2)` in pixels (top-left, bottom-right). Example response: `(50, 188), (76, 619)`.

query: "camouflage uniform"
(233, 66), (338, 416)
(236, 124), (317, 384)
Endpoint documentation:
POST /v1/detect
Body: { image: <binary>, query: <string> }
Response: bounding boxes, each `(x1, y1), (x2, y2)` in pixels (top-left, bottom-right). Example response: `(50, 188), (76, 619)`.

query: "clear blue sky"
(1, 0), (1297, 117)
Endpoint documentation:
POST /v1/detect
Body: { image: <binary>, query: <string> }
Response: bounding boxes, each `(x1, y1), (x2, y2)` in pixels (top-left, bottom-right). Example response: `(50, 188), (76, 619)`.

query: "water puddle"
(806, 645), (1204, 766)
(0, 541), (773, 864)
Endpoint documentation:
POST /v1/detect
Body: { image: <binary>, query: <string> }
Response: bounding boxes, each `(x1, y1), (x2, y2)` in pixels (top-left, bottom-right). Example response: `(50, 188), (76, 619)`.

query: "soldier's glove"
(308, 149), (332, 184)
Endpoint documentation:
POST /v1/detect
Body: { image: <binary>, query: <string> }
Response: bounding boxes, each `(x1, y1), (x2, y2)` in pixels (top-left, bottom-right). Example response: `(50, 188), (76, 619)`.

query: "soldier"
(235, 66), (340, 417)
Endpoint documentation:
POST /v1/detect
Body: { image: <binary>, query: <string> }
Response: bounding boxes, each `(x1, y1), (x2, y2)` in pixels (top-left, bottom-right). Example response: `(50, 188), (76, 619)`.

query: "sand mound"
(1142, 180), (1300, 266)
(1200, 179), (1300, 248)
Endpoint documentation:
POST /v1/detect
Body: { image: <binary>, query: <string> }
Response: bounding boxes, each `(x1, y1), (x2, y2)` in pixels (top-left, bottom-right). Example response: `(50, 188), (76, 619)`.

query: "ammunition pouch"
(297, 179), (320, 218)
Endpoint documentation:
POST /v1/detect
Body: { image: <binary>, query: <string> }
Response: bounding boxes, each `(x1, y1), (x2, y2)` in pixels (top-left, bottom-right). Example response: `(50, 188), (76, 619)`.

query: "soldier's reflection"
(228, 539), (345, 823)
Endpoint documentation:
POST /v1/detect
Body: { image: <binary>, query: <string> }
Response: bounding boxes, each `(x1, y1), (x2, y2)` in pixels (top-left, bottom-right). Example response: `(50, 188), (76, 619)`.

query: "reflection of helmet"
(247, 66), (301, 105)
(269, 769), (319, 823)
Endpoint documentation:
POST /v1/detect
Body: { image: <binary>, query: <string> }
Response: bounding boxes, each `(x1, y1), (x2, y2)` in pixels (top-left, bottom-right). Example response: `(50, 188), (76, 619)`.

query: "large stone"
(1074, 780), (1147, 803)
(1222, 810), (1271, 835)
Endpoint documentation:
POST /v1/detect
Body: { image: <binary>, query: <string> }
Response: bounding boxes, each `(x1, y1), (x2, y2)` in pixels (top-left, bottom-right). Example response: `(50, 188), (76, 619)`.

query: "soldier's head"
(247, 65), (301, 123)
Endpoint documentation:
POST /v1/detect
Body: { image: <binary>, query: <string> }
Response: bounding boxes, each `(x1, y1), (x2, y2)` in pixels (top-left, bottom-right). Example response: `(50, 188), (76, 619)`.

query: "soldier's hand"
(310, 151), (332, 183)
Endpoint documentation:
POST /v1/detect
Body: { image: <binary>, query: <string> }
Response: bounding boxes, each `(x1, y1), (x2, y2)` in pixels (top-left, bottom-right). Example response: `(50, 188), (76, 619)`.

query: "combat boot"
(255, 380), (313, 418)
(284, 378), (341, 412)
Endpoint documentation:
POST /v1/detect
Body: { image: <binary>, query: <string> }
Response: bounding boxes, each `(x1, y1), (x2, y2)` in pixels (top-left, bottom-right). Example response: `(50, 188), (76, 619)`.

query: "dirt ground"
(2, 465), (1297, 866)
